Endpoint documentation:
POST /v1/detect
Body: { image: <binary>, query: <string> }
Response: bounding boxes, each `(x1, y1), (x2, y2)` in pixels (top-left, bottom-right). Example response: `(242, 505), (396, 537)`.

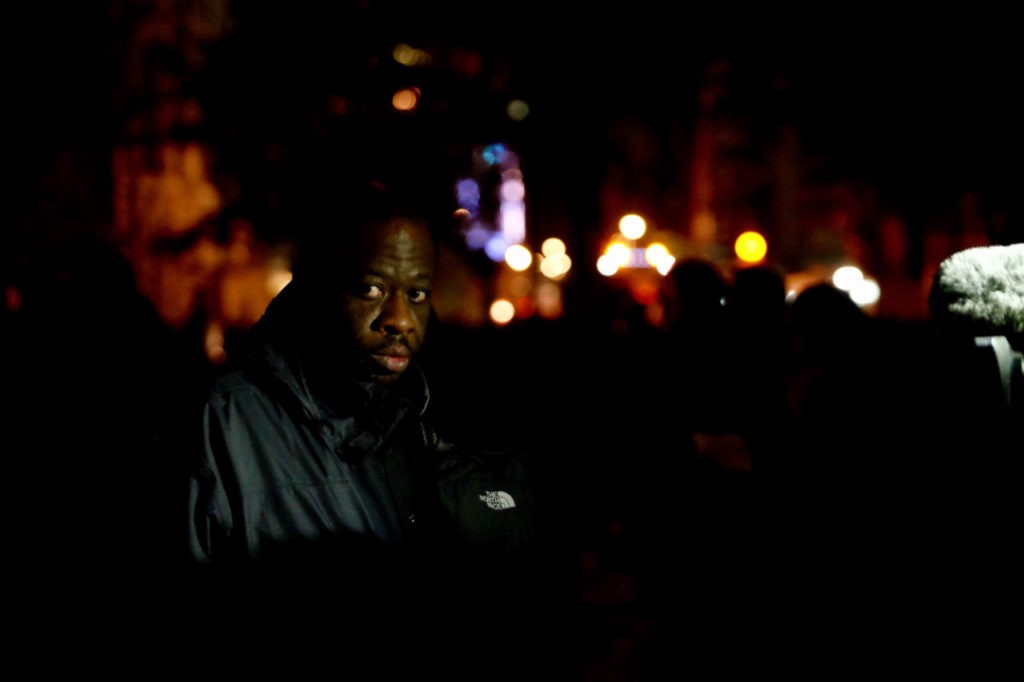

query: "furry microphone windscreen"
(928, 243), (1024, 341)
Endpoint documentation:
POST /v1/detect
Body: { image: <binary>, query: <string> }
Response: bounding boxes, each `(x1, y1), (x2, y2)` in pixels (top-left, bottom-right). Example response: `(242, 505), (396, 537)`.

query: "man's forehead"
(337, 221), (434, 267)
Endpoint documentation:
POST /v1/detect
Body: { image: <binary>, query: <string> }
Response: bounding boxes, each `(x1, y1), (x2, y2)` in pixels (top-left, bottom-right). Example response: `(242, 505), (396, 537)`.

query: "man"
(188, 179), (449, 564)
(152, 179), (561, 678)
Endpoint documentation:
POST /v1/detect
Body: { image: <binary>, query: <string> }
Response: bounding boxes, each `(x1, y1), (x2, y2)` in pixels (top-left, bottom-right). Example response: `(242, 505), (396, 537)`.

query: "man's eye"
(409, 289), (430, 304)
(358, 283), (385, 299)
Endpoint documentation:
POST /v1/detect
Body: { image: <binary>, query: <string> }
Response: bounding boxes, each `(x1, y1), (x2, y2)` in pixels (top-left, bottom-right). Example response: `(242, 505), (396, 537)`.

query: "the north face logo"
(479, 490), (516, 510)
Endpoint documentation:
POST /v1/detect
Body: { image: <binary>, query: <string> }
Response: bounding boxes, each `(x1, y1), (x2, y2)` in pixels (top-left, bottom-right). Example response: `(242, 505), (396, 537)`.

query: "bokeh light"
(618, 213), (647, 240)
(489, 298), (515, 325)
(832, 265), (863, 291)
(541, 237), (566, 257)
(507, 99), (530, 121)
(734, 230), (767, 263)
(391, 87), (419, 111)
(504, 243), (533, 271)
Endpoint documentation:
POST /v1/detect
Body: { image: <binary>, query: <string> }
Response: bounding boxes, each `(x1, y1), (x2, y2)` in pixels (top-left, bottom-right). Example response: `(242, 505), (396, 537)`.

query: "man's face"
(312, 217), (436, 385)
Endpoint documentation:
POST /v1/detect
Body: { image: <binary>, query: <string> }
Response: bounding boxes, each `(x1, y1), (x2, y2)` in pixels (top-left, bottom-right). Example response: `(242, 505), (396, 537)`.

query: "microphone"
(928, 243), (1024, 410)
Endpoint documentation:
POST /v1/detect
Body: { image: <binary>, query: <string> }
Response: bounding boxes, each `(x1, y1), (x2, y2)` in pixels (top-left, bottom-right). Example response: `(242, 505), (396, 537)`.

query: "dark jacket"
(188, 322), (431, 563)
(171, 283), (550, 677)
(187, 282), (538, 563)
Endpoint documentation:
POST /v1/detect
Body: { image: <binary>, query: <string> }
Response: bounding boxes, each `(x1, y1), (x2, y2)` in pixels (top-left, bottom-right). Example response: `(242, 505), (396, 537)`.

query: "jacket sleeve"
(186, 402), (240, 565)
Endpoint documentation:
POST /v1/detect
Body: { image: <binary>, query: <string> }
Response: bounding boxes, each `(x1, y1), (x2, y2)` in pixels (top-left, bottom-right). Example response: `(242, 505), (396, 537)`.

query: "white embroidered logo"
(479, 490), (516, 510)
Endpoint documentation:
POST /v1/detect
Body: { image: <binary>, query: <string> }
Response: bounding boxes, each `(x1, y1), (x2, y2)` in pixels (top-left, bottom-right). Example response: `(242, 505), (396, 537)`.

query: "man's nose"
(379, 294), (416, 334)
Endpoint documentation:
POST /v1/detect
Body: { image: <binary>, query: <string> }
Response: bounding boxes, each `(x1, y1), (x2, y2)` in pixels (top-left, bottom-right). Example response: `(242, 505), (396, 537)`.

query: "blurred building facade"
(5, 1), (1018, 362)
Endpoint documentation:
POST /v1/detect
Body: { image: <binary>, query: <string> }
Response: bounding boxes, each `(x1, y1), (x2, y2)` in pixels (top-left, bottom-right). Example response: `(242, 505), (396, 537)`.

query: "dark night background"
(7, 3), (1024, 250)
(3, 2), (1022, 679)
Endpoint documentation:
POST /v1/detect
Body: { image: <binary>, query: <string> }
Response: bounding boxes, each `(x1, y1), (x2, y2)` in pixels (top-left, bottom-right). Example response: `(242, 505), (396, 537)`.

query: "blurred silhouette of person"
(782, 281), (894, 497)
(767, 280), (943, 678)
(778, 281), (878, 535)
(148, 176), (568, 679)
(619, 256), (764, 681)
(661, 257), (739, 437)
(4, 232), (211, 667)
(729, 264), (791, 479)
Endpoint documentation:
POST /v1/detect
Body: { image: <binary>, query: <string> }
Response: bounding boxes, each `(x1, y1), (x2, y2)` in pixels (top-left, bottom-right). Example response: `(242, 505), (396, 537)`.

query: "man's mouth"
(371, 346), (411, 374)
